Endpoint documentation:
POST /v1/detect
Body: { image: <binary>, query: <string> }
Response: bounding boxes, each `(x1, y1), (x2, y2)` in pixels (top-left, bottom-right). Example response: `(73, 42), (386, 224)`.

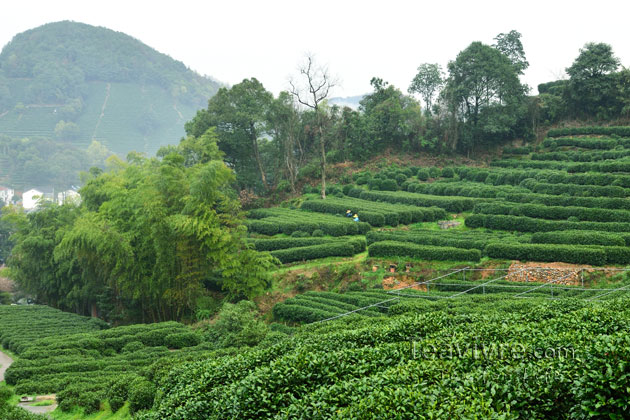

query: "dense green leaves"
(368, 240), (481, 262)
(4, 130), (276, 321)
(143, 295), (630, 419)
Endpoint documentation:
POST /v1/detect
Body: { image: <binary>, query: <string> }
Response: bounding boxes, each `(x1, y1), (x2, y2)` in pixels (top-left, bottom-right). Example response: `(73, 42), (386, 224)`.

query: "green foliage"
(0, 135), (107, 189)
(366, 230), (501, 254)
(466, 213), (630, 234)
(531, 230), (626, 247)
(547, 126), (630, 137)
(351, 189), (474, 212)
(408, 63), (444, 111)
(249, 237), (331, 251)
(566, 42), (621, 118)
(273, 291), (387, 323)
(445, 41), (528, 153)
(128, 378), (156, 414)
(247, 207), (370, 236)
(474, 202), (630, 223)
(269, 238), (366, 264)
(142, 294), (630, 419)
(485, 242), (610, 265)
(5, 130), (276, 321)
(0, 306), (208, 414)
(368, 240), (481, 262)
(505, 192), (630, 211)
(301, 195), (445, 227)
(204, 301), (269, 348)
(106, 377), (131, 413)
(0, 305), (106, 354)
(185, 78), (273, 192)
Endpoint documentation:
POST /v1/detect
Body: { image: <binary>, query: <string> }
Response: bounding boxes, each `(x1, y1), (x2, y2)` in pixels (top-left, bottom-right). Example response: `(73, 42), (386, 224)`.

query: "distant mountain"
(0, 21), (221, 158)
(329, 95), (365, 110)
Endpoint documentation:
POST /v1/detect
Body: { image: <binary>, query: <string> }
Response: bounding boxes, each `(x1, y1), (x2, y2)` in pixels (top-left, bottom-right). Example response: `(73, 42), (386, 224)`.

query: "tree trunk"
(251, 124), (266, 187)
(320, 135), (326, 199)
(318, 117), (326, 199)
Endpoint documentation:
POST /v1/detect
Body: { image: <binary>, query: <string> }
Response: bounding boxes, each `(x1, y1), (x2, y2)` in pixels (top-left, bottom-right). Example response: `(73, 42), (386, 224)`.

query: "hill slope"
(0, 21), (220, 157)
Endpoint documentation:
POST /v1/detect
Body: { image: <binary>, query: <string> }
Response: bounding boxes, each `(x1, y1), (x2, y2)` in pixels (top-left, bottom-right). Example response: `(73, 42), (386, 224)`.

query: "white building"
(22, 188), (55, 210)
(57, 188), (81, 205)
(0, 186), (14, 207)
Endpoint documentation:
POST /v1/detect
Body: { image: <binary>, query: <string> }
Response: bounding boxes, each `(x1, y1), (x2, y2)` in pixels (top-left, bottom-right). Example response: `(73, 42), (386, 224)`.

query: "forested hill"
(0, 21), (221, 157)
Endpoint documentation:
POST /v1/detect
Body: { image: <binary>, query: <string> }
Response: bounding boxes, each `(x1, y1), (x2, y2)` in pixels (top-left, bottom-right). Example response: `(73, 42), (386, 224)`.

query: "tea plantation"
(249, 126), (630, 267)
(141, 294), (630, 419)
(0, 306), (211, 416)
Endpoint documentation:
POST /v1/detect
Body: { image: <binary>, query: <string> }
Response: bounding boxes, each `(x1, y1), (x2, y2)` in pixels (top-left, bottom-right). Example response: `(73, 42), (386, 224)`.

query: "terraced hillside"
(0, 21), (220, 157)
(247, 126), (630, 267)
(149, 294), (630, 419)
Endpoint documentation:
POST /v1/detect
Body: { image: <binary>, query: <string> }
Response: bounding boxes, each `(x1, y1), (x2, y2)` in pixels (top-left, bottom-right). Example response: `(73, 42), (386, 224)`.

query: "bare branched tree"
(289, 53), (336, 199)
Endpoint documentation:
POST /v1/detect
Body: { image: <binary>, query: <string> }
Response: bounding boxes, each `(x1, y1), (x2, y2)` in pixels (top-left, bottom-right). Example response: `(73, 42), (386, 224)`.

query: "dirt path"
(91, 82), (111, 140)
(1, 350), (57, 415)
(18, 401), (57, 416)
(0, 348), (13, 382)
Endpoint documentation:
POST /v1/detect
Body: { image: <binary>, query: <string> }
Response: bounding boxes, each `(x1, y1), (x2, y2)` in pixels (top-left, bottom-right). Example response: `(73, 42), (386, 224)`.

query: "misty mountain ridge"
(0, 21), (221, 158)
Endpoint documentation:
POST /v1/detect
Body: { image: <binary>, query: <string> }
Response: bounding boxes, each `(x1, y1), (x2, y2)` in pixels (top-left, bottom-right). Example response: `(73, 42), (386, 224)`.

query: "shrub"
(395, 174), (407, 185)
(547, 126), (630, 137)
(165, 332), (202, 349)
(367, 178), (382, 190)
(106, 376), (132, 413)
(366, 231), (488, 253)
(428, 167), (441, 178)
(416, 169), (430, 181)
(207, 301), (269, 348)
(531, 231), (625, 247)
(379, 179), (398, 191)
(485, 242), (607, 265)
(128, 377), (155, 414)
(465, 214), (630, 233)
(474, 202), (630, 223)
(0, 387), (11, 403)
(368, 241), (481, 262)
(441, 167), (454, 178)
(270, 242), (357, 263)
(250, 237), (330, 251)
(57, 385), (102, 413)
(312, 229), (324, 237)
(291, 230), (310, 238)
(246, 220), (279, 236)
(121, 341), (144, 353)
(363, 190), (474, 212)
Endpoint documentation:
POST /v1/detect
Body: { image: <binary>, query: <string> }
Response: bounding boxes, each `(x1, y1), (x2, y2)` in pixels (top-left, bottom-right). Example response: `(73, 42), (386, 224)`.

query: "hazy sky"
(2, 0), (629, 98)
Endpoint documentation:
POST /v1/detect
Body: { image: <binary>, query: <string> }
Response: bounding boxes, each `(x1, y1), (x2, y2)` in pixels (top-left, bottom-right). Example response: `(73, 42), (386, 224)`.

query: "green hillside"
(0, 21), (220, 158)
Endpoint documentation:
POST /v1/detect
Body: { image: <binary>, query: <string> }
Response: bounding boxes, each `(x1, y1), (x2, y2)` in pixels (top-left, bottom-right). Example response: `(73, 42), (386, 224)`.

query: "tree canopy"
(445, 41), (527, 154)
(4, 130), (277, 322)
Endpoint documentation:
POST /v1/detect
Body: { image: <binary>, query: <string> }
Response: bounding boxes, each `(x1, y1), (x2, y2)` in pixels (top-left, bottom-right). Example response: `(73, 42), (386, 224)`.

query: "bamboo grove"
(2, 130), (276, 322)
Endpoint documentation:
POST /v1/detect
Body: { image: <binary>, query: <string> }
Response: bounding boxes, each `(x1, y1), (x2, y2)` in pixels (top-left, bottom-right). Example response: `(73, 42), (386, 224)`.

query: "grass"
(271, 251), (368, 276)
(49, 402), (131, 420)
(410, 214), (469, 231)
(30, 400), (55, 406)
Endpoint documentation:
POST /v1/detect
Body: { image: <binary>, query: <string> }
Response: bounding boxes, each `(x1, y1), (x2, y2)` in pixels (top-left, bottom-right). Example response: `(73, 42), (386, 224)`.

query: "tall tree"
(289, 54), (335, 199)
(446, 41), (526, 154)
(362, 78), (425, 152)
(493, 30), (529, 75)
(267, 92), (306, 193)
(185, 78), (273, 192)
(565, 42), (620, 118)
(408, 63), (444, 112)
